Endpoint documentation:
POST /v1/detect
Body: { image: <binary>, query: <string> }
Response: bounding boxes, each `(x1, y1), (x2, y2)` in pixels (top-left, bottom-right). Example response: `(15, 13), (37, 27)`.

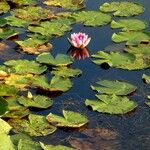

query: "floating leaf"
(51, 67), (82, 77)
(8, 114), (56, 136)
(0, 118), (12, 134)
(4, 60), (47, 74)
(16, 37), (52, 54)
(71, 11), (111, 26)
(5, 74), (33, 89)
(11, 0), (38, 6)
(18, 139), (42, 150)
(28, 21), (72, 37)
(0, 97), (8, 116)
(44, 0), (85, 10)
(11, 6), (54, 22)
(91, 80), (136, 95)
(32, 75), (72, 92)
(46, 110), (88, 128)
(125, 44), (150, 55)
(0, 18), (7, 27)
(92, 51), (150, 70)
(40, 142), (74, 150)
(37, 53), (73, 66)
(18, 95), (53, 109)
(0, 1), (10, 14)
(111, 19), (147, 31)
(0, 28), (18, 39)
(100, 2), (144, 17)
(142, 74), (150, 84)
(112, 31), (150, 45)
(0, 84), (18, 96)
(85, 94), (137, 114)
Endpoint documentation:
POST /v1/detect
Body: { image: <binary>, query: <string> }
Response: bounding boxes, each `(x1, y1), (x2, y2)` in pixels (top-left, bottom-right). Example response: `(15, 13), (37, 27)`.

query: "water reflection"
(67, 46), (90, 60)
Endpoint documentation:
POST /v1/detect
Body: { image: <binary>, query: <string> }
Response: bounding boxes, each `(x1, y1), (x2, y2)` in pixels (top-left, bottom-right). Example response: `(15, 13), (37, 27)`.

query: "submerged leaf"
(4, 60), (47, 74)
(85, 94), (137, 114)
(37, 53), (73, 66)
(46, 110), (88, 127)
(91, 80), (137, 95)
(100, 2), (144, 17)
(71, 11), (111, 26)
(111, 19), (147, 31)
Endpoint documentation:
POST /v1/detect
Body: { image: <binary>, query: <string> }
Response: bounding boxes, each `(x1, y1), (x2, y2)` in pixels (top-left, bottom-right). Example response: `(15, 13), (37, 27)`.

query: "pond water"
(0, 0), (150, 150)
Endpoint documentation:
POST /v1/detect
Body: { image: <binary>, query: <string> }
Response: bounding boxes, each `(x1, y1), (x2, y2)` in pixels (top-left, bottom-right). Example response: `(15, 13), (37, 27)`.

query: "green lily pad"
(11, 0), (38, 6)
(71, 11), (111, 26)
(18, 94), (53, 109)
(0, 84), (18, 96)
(51, 67), (82, 77)
(100, 2), (144, 17)
(0, 1), (10, 14)
(32, 75), (72, 92)
(8, 114), (57, 136)
(125, 44), (150, 55)
(40, 142), (74, 150)
(0, 28), (19, 39)
(46, 110), (88, 128)
(5, 16), (30, 27)
(43, 0), (85, 10)
(4, 60), (47, 75)
(111, 19), (147, 31)
(0, 118), (12, 134)
(16, 36), (52, 54)
(37, 53), (73, 66)
(0, 18), (7, 27)
(18, 139), (42, 150)
(11, 6), (54, 22)
(0, 97), (8, 116)
(28, 20), (72, 37)
(112, 31), (150, 45)
(91, 80), (137, 95)
(0, 134), (15, 150)
(142, 74), (150, 84)
(5, 74), (33, 90)
(92, 51), (150, 70)
(85, 94), (137, 114)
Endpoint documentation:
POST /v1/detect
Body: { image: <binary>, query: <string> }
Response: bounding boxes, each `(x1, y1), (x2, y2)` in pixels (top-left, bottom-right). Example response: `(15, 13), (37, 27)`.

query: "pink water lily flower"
(68, 32), (91, 49)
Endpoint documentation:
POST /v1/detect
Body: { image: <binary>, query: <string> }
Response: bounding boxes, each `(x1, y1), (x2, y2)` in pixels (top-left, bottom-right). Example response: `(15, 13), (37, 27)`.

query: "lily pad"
(112, 31), (150, 45)
(51, 67), (82, 77)
(100, 2), (144, 17)
(18, 94), (53, 109)
(0, 118), (12, 134)
(0, 84), (18, 96)
(125, 44), (150, 55)
(18, 139), (42, 150)
(92, 51), (150, 70)
(0, 18), (7, 27)
(40, 142), (74, 150)
(46, 110), (88, 128)
(85, 94), (137, 114)
(0, 1), (10, 14)
(142, 74), (150, 84)
(11, 0), (38, 6)
(71, 11), (111, 26)
(0, 97), (8, 116)
(16, 37), (52, 54)
(8, 114), (57, 136)
(0, 28), (18, 39)
(32, 75), (72, 92)
(11, 6), (54, 22)
(5, 74), (33, 89)
(91, 80), (137, 95)
(4, 60), (47, 75)
(111, 19), (147, 31)
(43, 0), (85, 10)
(36, 53), (73, 66)
(28, 21), (72, 37)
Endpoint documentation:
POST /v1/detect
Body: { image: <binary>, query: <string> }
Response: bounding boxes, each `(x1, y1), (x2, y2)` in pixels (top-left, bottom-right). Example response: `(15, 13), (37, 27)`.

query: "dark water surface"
(1, 0), (150, 149)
